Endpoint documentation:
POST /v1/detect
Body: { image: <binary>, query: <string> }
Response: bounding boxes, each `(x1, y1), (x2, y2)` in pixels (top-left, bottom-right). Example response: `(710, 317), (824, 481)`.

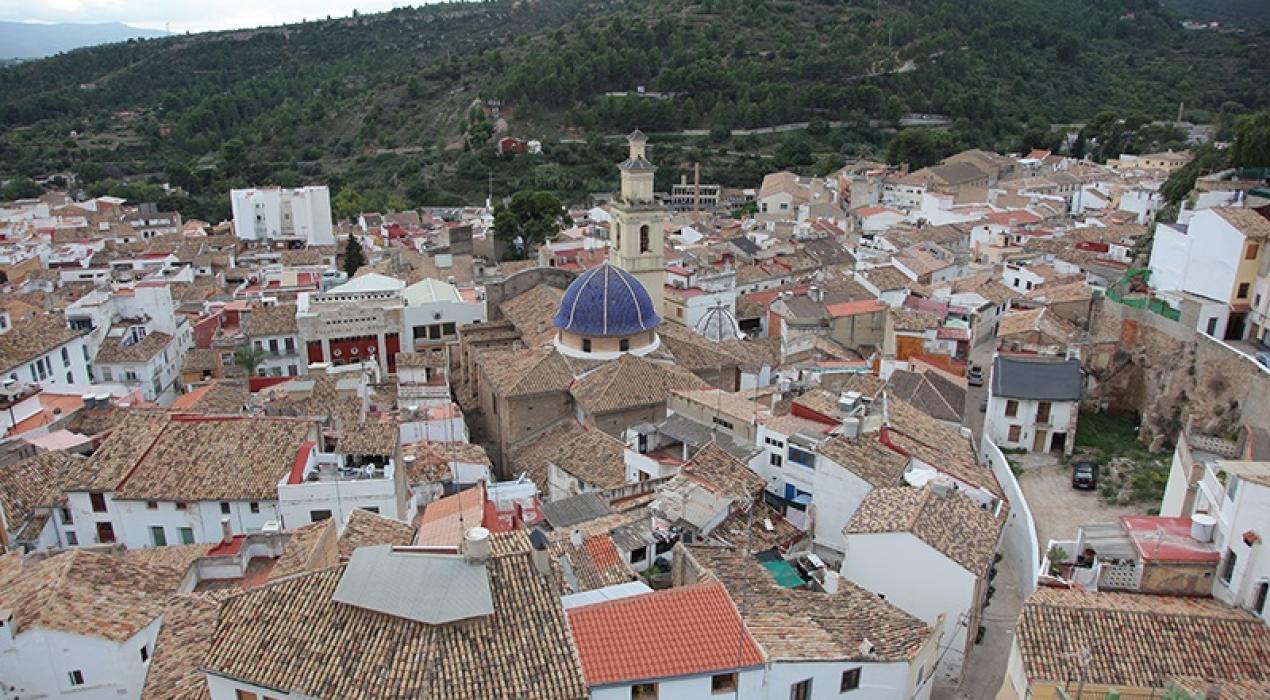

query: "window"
(639, 224), (651, 253)
(1207, 317), (1219, 335)
(236, 691), (259, 700)
(1255, 581), (1268, 616)
(1238, 283), (1250, 300)
(443, 322), (456, 336)
(68, 670), (85, 686)
(90, 492), (108, 513)
(1008, 425), (1022, 442)
(841, 667), (861, 692)
(66, 531), (78, 546)
(582, 339), (592, 353)
(770, 453), (783, 467)
(1005, 400), (1018, 418)
(630, 546), (648, 564)
(96, 522), (116, 544)
(60, 507), (73, 524)
(221, 502), (231, 514)
(140, 645), (149, 662)
(790, 678), (812, 700)
(712, 673), (738, 694)
(619, 338), (630, 352)
(175, 502), (188, 511)
(150, 526), (167, 546)
(787, 446), (815, 468)
(250, 502), (260, 514)
(1247, 243), (1260, 260)
(310, 509), (333, 522)
(632, 682), (658, 700)
(147, 501), (158, 510)
(1036, 401), (1052, 424)
(1221, 548), (1239, 584)
(712, 416), (733, 430)
(61, 347), (70, 366)
(362, 506), (379, 514)
(178, 527), (195, 544)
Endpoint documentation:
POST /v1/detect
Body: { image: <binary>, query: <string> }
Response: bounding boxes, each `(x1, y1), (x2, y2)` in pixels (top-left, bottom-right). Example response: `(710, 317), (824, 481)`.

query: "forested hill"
(0, 0), (1265, 217)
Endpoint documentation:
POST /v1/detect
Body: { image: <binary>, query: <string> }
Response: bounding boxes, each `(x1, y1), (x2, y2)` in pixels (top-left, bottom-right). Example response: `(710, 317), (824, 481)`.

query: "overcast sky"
(2, 1), (430, 33)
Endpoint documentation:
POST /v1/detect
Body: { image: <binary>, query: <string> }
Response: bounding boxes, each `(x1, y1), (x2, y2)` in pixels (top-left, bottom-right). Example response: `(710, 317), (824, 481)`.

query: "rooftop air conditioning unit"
(261, 521), (281, 534)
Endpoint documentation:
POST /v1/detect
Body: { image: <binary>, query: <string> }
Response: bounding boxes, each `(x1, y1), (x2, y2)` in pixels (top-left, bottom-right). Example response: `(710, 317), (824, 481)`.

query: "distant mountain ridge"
(0, 21), (169, 60)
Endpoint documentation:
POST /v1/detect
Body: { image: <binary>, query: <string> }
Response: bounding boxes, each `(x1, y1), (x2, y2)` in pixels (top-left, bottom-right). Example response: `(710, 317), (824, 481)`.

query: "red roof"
(567, 580), (764, 686)
(827, 299), (885, 318)
(287, 441), (316, 485)
(1121, 516), (1220, 563)
(986, 210), (1041, 227)
(582, 534), (622, 570)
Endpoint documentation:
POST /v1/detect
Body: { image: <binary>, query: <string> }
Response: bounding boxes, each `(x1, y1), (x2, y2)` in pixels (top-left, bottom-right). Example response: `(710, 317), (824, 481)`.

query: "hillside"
(0, 0), (1266, 219)
(0, 21), (169, 60)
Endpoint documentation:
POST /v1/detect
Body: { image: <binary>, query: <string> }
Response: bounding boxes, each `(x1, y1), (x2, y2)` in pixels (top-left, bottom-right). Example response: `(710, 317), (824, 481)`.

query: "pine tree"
(344, 236), (366, 277)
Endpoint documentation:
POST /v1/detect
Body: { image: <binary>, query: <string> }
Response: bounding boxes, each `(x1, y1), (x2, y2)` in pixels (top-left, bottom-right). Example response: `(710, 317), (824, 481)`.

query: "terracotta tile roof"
(401, 440), (492, 483)
(338, 508), (417, 558)
(680, 545), (932, 662)
(120, 543), (210, 589)
(170, 381), (249, 415)
(570, 354), (708, 415)
(68, 411), (171, 491)
(998, 307), (1080, 344)
(270, 519), (340, 580)
(0, 549), (181, 642)
(886, 370), (964, 423)
(140, 592), (222, 700)
(1024, 280), (1095, 304)
(845, 485), (1003, 573)
(549, 534), (637, 592)
(1213, 207), (1270, 240)
(279, 247), (330, 266)
(415, 486), (485, 547)
(0, 451), (76, 541)
(682, 441), (766, 501)
(884, 396), (1003, 498)
(202, 545), (587, 700)
(112, 417), (313, 502)
(94, 329), (173, 364)
(396, 348), (447, 369)
(500, 285), (566, 347)
(948, 273), (1016, 306)
(863, 265), (917, 291)
(479, 347), (574, 398)
(0, 314), (85, 374)
(244, 303), (299, 336)
(335, 420), (399, 455)
(1172, 679), (1270, 700)
(180, 348), (220, 373)
(568, 580), (765, 686)
(791, 388), (843, 420)
(1017, 588), (1270, 689)
(656, 321), (745, 370)
(513, 421), (626, 491)
(820, 372), (887, 398)
(890, 306), (942, 332)
(819, 435), (910, 489)
(710, 502), (804, 552)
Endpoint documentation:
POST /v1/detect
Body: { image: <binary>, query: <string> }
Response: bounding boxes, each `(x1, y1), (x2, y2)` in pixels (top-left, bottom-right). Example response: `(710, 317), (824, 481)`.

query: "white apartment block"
(231, 186), (336, 246)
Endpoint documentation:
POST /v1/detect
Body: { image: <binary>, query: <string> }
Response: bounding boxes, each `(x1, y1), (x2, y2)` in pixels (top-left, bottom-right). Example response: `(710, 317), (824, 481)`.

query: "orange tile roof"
(567, 580), (765, 686)
(826, 299), (886, 318)
(414, 485), (485, 547)
(582, 534), (621, 570)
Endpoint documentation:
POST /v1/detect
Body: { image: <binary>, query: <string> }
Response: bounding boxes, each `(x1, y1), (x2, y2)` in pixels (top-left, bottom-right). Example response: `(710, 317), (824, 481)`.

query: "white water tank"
(464, 526), (491, 564)
(1191, 514), (1217, 543)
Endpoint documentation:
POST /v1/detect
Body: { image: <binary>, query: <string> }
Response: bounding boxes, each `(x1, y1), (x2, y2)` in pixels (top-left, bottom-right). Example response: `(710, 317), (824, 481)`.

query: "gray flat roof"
(991, 356), (1082, 401)
(541, 492), (612, 529)
(333, 545), (493, 624)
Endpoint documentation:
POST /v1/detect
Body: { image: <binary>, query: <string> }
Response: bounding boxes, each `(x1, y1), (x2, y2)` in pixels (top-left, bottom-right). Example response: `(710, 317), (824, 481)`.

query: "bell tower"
(609, 130), (665, 314)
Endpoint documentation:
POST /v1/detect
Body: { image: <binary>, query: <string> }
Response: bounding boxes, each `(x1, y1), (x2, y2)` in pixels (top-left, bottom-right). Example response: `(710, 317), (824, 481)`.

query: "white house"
(0, 314), (92, 389)
(401, 277), (486, 351)
(985, 355), (1081, 454)
(242, 302), (304, 378)
(276, 426), (408, 531)
(230, 185), (335, 246)
(92, 323), (188, 404)
(842, 482), (1004, 682)
(0, 550), (168, 700)
(567, 580), (767, 700)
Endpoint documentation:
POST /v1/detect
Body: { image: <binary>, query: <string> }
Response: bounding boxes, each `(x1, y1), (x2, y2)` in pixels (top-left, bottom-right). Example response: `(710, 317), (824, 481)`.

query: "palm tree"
(233, 342), (267, 377)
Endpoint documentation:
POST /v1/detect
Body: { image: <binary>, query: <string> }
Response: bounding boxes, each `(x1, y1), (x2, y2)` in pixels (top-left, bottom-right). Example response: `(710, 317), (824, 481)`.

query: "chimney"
(220, 517), (233, 545)
(464, 526), (491, 564)
(822, 569), (842, 594)
(570, 528), (583, 548)
(529, 528), (552, 576)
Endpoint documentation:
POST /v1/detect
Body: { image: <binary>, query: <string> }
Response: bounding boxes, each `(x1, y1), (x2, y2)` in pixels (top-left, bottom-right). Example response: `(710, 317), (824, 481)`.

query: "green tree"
(233, 342), (267, 376)
(1230, 111), (1270, 168)
(332, 186), (367, 221)
(886, 128), (959, 169)
(1161, 144), (1228, 205)
(344, 235), (366, 276)
(493, 190), (565, 259)
(1, 178), (41, 200)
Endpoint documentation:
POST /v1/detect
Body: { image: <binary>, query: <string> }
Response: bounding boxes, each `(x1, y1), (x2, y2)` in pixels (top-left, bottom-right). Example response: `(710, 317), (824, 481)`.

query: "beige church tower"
(609, 130), (665, 314)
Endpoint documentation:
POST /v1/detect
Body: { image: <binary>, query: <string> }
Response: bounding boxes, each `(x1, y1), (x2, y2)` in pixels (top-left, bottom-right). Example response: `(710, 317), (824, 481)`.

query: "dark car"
(1072, 461), (1098, 490)
(967, 365), (984, 387)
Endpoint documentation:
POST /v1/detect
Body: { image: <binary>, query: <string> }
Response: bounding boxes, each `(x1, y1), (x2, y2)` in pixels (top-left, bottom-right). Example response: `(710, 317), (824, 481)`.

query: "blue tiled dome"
(553, 263), (662, 336)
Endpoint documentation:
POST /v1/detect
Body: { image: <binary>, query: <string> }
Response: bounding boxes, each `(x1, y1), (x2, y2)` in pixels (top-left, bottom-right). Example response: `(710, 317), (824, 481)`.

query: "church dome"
(695, 303), (743, 342)
(553, 263), (662, 337)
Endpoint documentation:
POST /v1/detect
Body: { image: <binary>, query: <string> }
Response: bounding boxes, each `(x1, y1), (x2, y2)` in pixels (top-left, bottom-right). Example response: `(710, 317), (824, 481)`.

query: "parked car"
(1255, 351), (1270, 369)
(979, 397), (988, 413)
(1072, 461), (1099, 490)
(967, 365), (984, 386)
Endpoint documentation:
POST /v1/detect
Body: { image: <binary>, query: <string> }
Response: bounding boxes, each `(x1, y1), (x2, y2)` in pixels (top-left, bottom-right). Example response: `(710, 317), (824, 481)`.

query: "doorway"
(1051, 432), (1067, 453)
(1032, 430), (1049, 452)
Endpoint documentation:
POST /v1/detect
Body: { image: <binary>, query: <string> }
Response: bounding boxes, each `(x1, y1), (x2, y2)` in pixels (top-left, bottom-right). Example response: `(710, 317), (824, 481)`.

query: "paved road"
(962, 341), (995, 441)
(932, 553), (1023, 700)
(1016, 456), (1146, 553)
